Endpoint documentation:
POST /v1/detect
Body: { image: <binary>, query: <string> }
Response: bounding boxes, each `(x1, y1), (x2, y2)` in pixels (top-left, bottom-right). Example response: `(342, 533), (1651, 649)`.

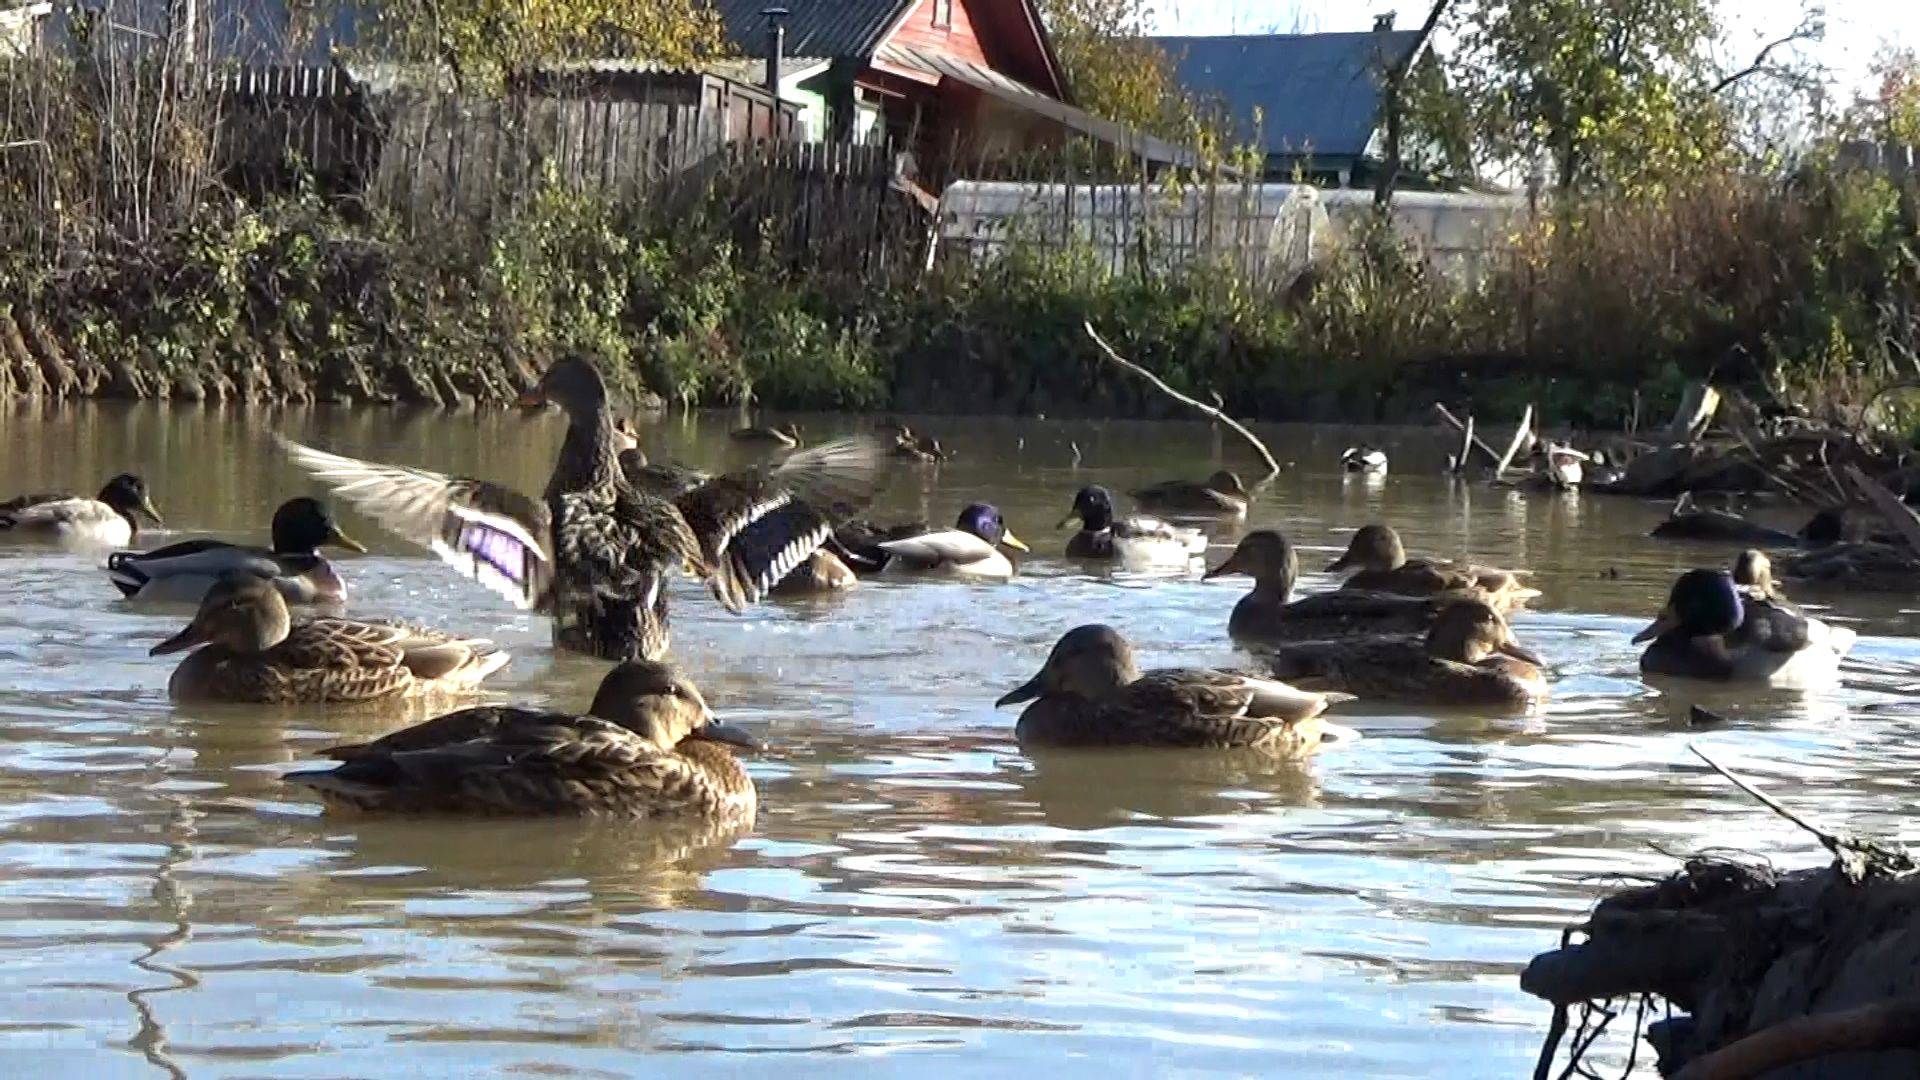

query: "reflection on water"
(3, 401), (1919, 1076)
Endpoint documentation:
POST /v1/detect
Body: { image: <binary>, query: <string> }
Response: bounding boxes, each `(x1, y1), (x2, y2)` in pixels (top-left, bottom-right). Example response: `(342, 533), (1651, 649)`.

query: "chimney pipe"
(764, 7), (790, 102)
(1374, 12), (1396, 31)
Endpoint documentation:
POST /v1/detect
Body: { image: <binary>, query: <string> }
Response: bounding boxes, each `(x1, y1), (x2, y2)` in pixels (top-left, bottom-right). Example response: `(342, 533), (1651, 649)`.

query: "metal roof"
(713, 0), (912, 60)
(1150, 31), (1421, 159)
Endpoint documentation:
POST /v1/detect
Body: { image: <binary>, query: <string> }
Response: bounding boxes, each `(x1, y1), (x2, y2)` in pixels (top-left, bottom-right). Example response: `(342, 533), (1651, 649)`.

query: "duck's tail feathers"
(106, 551), (148, 597)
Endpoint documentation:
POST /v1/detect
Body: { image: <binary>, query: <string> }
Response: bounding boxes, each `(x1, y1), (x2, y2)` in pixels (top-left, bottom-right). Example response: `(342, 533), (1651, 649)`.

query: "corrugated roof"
(1150, 31), (1421, 158)
(713, 0), (911, 60)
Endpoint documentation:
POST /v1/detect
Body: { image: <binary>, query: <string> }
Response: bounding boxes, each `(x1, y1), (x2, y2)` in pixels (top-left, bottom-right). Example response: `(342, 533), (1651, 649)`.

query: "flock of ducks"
(0, 361), (1862, 827)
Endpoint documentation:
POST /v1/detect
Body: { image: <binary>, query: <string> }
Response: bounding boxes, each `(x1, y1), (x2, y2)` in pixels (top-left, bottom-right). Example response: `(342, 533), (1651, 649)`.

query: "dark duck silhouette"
(279, 356), (885, 661)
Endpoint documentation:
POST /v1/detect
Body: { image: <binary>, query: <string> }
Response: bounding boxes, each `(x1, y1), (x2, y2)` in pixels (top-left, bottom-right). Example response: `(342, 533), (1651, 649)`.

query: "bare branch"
(1083, 321), (1283, 482)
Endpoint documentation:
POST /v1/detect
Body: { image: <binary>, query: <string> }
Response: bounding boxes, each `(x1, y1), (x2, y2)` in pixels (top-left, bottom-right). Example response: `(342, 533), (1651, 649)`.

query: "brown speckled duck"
(279, 357), (884, 661)
(1326, 524), (1538, 613)
(286, 660), (758, 819)
(1130, 470), (1251, 518)
(1204, 530), (1451, 643)
(996, 624), (1344, 755)
(151, 574), (509, 704)
(1259, 599), (1548, 711)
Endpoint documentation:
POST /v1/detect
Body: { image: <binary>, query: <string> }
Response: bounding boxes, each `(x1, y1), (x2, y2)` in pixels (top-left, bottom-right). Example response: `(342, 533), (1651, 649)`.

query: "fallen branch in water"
(1083, 321), (1282, 483)
(1673, 997), (1920, 1080)
(1433, 403), (1502, 466)
(1493, 404), (1535, 478)
(1691, 742), (1916, 884)
(1845, 464), (1920, 562)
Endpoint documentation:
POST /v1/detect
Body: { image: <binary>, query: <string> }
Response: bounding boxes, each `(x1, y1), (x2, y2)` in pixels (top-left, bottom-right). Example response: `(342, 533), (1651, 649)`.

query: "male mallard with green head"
(1260, 599), (1549, 711)
(1326, 524), (1538, 613)
(1636, 564), (1855, 686)
(107, 496), (365, 605)
(0, 473), (163, 549)
(1204, 530), (1451, 642)
(278, 356), (884, 661)
(878, 503), (1029, 580)
(151, 574), (508, 704)
(1059, 485), (1206, 569)
(996, 624), (1344, 755)
(1130, 470), (1250, 518)
(285, 660), (758, 819)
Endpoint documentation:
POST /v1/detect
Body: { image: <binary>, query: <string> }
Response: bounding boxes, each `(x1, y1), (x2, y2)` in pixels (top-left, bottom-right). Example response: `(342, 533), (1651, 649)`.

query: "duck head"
(1327, 524), (1406, 573)
(150, 573), (292, 655)
(1633, 569), (1743, 644)
(1427, 599), (1542, 665)
(996, 624), (1140, 706)
(1203, 530), (1299, 596)
(518, 355), (609, 418)
(98, 473), (164, 529)
(589, 660), (760, 752)
(957, 503), (1028, 552)
(1206, 470), (1248, 497)
(1732, 549), (1775, 594)
(271, 497), (365, 556)
(1058, 486), (1116, 532)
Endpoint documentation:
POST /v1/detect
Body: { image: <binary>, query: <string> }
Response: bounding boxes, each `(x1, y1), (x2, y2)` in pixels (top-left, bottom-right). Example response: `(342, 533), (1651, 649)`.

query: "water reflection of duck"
(1326, 524), (1538, 613)
(281, 357), (883, 661)
(1635, 564), (1855, 686)
(996, 624), (1344, 754)
(0, 472), (164, 548)
(1258, 599), (1549, 711)
(288, 661), (759, 820)
(1012, 745), (1322, 827)
(1205, 530), (1449, 642)
(1058, 485), (1206, 567)
(1130, 470), (1251, 518)
(151, 575), (510, 704)
(878, 503), (1029, 580)
(106, 497), (365, 606)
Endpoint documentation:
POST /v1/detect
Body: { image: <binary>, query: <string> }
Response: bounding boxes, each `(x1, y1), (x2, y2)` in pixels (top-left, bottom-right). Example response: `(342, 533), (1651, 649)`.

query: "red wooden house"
(712, 0), (1188, 169)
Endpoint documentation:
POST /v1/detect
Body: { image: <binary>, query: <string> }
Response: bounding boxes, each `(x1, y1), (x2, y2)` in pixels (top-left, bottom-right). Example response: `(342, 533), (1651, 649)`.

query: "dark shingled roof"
(1150, 31), (1422, 159)
(713, 0), (913, 60)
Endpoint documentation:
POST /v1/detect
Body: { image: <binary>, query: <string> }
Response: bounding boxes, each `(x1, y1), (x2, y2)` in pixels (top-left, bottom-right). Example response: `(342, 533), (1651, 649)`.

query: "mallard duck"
(878, 503), (1029, 580)
(106, 497), (365, 605)
(1130, 470), (1250, 518)
(1526, 441), (1588, 490)
(828, 516), (927, 575)
(1260, 599), (1548, 710)
(279, 356), (884, 661)
(1326, 524), (1538, 612)
(1058, 485), (1205, 568)
(1341, 444), (1389, 474)
(995, 624), (1344, 754)
(151, 574), (509, 703)
(0, 473), (163, 548)
(1648, 493), (1799, 545)
(770, 549), (859, 596)
(1204, 530), (1450, 642)
(891, 432), (950, 463)
(1733, 548), (1790, 604)
(618, 443), (710, 500)
(1634, 567), (1856, 686)
(731, 421), (801, 449)
(284, 660), (758, 819)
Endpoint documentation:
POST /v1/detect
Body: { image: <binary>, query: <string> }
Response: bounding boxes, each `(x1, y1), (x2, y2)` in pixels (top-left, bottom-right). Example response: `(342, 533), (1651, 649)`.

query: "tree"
(365, 0), (726, 83)
(1037, 0), (1198, 139)
(1415, 0), (1735, 194)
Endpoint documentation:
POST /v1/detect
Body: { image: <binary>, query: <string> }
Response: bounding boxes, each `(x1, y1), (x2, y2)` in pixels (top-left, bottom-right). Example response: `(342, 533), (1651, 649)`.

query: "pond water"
(3, 402), (1918, 1078)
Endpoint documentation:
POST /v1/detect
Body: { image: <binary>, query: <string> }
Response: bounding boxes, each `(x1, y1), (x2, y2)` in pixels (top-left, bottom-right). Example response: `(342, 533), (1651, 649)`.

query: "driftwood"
(1493, 404), (1535, 477)
(1844, 465), (1920, 561)
(1666, 382), (1723, 444)
(1433, 403), (1503, 466)
(1084, 321), (1283, 482)
(1674, 998), (1920, 1080)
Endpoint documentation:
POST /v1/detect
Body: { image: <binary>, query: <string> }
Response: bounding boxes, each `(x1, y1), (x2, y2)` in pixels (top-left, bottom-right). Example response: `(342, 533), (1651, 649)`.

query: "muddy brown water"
(3, 403), (1918, 1077)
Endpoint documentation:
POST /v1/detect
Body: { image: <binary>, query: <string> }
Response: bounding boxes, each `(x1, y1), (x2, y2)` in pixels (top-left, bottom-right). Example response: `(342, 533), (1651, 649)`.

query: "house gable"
(878, 0), (1063, 99)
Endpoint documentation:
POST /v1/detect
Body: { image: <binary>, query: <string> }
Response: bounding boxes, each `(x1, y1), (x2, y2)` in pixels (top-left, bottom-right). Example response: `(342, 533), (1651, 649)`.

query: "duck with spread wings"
(277, 356), (886, 661)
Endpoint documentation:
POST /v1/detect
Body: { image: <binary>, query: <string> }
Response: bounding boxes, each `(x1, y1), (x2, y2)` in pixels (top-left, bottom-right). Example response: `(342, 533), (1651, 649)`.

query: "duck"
(877, 503), (1029, 580)
(828, 515), (929, 575)
(279, 355), (885, 661)
(1634, 566), (1856, 686)
(618, 444), (710, 501)
(1258, 599), (1548, 710)
(770, 549), (860, 596)
(284, 660), (758, 819)
(1341, 444), (1389, 474)
(891, 432), (950, 463)
(1326, 524), (1539, 613)
(995, 624), (1344, 754)
(1733, 548), (1791, 605)
(0, 473), (163, 548)
(730, 421), (801, 449)
(1204, 530), (1451, 642)
(150, 574), (509, 704)
(1058, 485), (1206, 568)
(1130, 470), (1251, 518)
(1528, 441), (1588, 490)
(105, 497), (365, 605)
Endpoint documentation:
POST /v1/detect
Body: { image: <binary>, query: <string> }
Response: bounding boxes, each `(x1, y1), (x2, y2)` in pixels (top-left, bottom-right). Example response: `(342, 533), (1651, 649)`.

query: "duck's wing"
(621, 454), (709, 500)
(277, 436), (553, 611)
(672, 437), (887, 610)
(0, 490), (80, 515)
(278, 617), (411, 670)
(322, 705), (566, 760)
(1124, 669), (1322, 742)
(0, 496), (107, 528)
